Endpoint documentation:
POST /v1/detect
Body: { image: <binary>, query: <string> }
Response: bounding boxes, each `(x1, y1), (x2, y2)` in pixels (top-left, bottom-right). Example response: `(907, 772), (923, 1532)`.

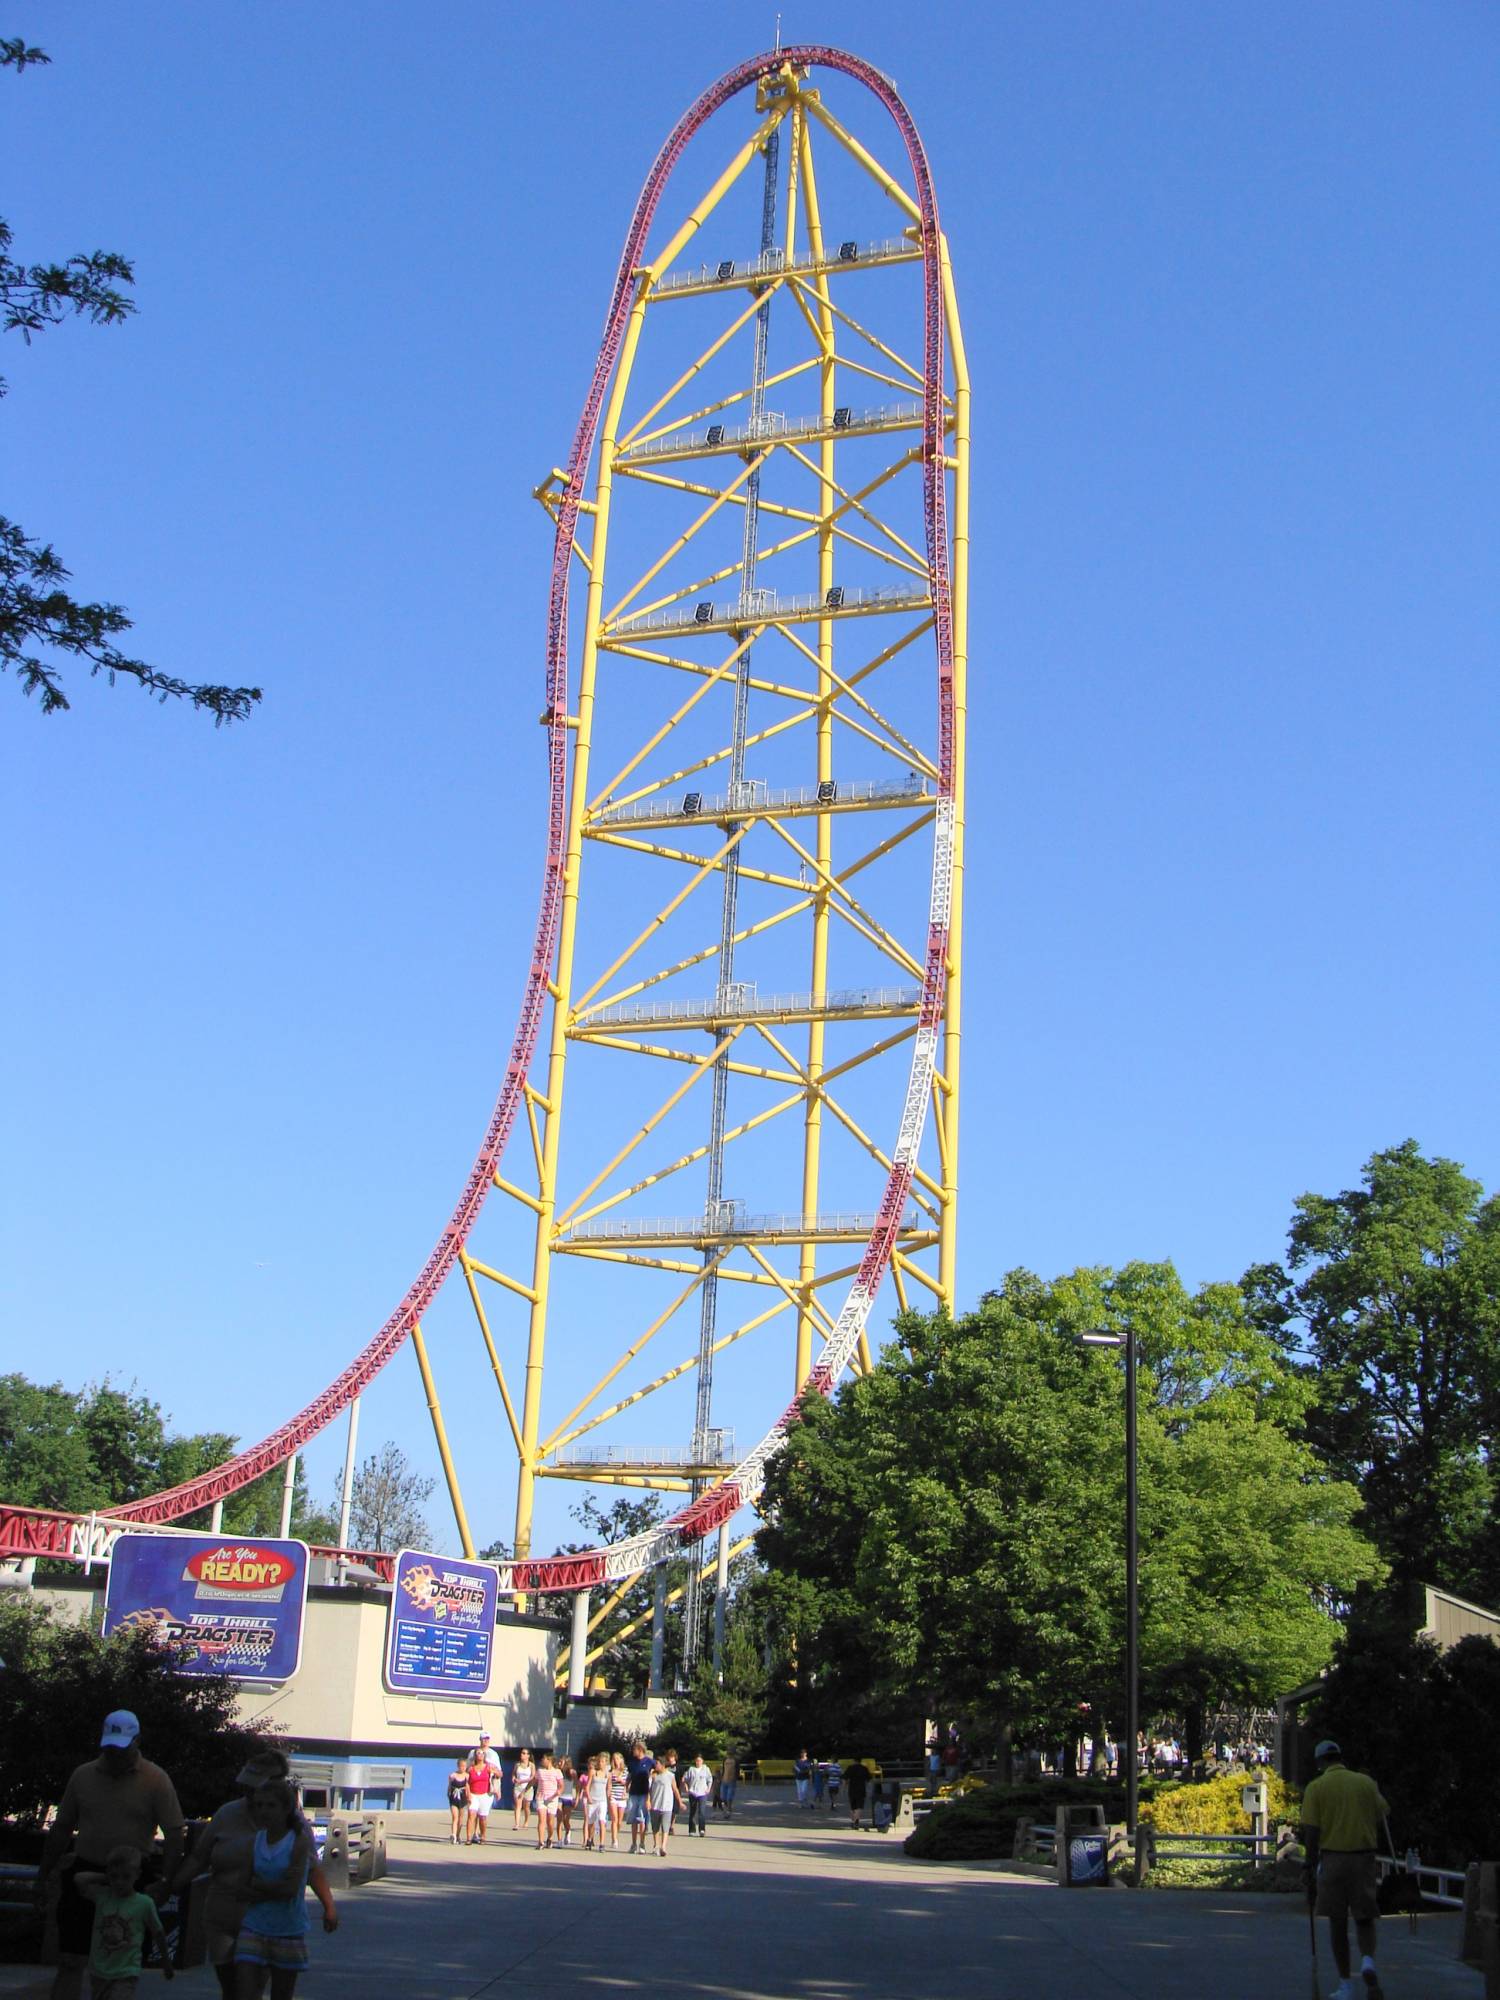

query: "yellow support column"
(411, 1321), (476, 1558)
(793, 109), (841, 1391)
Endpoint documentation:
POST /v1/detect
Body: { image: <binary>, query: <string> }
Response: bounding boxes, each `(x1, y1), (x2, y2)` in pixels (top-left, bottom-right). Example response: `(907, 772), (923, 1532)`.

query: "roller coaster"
(2, 45), (968, 1672)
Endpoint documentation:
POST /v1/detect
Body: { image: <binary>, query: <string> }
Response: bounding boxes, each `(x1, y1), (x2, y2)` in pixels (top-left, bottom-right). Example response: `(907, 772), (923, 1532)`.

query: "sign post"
(384, 1549), (499, 1698)
(103, 1534), (309, 1682)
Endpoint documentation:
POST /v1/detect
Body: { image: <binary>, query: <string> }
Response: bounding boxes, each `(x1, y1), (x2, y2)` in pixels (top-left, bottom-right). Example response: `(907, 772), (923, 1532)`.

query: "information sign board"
(384, 1549), (498, 1697)
(103, 1533), (308, 1682)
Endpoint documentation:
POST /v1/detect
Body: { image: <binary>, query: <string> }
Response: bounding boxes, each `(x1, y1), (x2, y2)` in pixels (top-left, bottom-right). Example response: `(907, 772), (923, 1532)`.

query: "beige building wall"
(32, 1579), (559, 1753)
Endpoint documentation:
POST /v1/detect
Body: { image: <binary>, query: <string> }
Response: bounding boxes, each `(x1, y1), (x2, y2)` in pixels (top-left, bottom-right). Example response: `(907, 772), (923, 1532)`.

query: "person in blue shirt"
(235, 1781), (313, 1999)
(625, 1743), (655, 1856)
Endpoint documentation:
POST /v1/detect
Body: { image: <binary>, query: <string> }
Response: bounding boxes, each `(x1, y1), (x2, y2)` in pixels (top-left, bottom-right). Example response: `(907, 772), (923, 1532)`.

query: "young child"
(511, 1749), (536, 1831)
(609, 1752), (628, 1850)
(557, 1760), (577, 1847)
(648, 1758), (681, 1857)
(235, 1780), (314, 1999)
(75, 1844), (173, 1997)
(532, 1752), (563, 1850)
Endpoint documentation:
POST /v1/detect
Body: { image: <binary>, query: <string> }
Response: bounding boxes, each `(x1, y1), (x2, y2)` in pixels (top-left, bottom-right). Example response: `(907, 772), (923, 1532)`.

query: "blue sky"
(6, 3), (1497, 1559)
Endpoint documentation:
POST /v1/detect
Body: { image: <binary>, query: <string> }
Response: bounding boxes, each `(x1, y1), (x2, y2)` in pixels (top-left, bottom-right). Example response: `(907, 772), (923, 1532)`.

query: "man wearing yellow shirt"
(1301, 1739), (1387, 2000)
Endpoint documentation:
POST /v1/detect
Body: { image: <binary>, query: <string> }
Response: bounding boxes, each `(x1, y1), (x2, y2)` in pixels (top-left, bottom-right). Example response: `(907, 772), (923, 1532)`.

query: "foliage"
(1308, 1626), (1500, 1868)
(1, 40), (260, 721)
(655, 1616), (768, 1761)
(1245, 1143), (1500, 1603)
(336, 1442), (433, 1553)
(757, 1266), (1382, 1756)
(1139, 1768), (1299, 1834)
(0, 1372), (329, 1541)
(0, 1595), (275, 1829)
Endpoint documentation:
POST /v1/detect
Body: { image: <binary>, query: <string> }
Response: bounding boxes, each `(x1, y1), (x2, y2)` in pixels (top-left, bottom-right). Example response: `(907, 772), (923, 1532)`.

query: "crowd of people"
(790, 1752), (894, 1829)
(37, 1708), (337, 2000)
(449, 1738), (739, 1858)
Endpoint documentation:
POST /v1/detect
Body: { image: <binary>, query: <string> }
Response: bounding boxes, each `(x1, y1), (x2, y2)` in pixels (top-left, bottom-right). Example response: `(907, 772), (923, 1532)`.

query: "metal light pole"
(1080, 1328), (1139, 1836)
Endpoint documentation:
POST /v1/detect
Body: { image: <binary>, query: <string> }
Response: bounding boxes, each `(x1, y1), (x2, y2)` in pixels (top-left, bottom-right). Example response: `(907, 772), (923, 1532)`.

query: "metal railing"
(591, 774), (936, 827)
(610, 579), (931, 639)
(557, 1205), (923, 1245)
(653, 236), (916, 295)
(578, 985), (922, 1030)
(554, 1434), (735, 1468)
(619, 399), (923, 463)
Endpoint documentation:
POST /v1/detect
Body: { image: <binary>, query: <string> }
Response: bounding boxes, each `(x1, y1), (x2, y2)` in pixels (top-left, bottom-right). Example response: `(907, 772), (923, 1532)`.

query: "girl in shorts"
(465, 1756), (493, 1844)
(557, 1760), (577, 1847)
(447, 1755), (470, 1844)
(235, 1780), (313, 1999)
(608, 1753), (628, 1850)
(584, 1756), (609, 1851)
(532, 1752), (563, 1849)
(511, 1750), (536, 1831)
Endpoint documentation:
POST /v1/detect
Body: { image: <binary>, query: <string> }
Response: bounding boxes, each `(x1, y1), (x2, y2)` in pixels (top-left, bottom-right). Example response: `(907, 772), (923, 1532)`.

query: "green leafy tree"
(0, 1594), (276, 1830)
(1309, 1626), (1500, 1867)
(757, 1265), (1382, 1762)
(655, 1616), (768, 1761)
(1245, 1142), (1500, 1599)
(0, 1372), (331, 1541)
(1, 38), (259, 720)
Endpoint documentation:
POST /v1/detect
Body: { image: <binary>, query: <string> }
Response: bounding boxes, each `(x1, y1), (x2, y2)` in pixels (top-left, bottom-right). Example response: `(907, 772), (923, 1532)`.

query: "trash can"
(1057, 1803), (1110, 1886)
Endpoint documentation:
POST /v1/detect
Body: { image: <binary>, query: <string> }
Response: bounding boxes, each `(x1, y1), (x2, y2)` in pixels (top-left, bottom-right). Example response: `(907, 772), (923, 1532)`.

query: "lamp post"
(1079, 1327), (1139, 1836)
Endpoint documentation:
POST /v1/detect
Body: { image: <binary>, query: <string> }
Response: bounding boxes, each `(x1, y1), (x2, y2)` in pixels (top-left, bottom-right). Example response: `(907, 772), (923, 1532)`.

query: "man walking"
(39, 1710), (186, 2000)
(1301, 1738), (1387, 2000)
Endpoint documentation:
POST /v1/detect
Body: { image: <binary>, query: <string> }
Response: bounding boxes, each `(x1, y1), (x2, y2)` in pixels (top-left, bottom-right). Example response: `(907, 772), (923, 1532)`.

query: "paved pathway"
(2, 1791), (1481, 1999)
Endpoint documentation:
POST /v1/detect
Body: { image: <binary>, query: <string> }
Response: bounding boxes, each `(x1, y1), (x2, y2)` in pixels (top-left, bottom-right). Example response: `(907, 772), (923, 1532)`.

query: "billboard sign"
(384, 1548), (498, 1697)
(103, 1533), (309, 1682)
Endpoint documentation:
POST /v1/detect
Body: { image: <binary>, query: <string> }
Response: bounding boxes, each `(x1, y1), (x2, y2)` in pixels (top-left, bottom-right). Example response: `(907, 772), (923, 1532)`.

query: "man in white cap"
(1302, 1738), (1388, 2000)
(39, 1710), (186, 2000)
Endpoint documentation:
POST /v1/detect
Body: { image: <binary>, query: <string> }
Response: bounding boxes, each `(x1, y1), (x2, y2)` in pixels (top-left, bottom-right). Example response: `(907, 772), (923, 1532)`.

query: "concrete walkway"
(3, 1791), (1481, 1999)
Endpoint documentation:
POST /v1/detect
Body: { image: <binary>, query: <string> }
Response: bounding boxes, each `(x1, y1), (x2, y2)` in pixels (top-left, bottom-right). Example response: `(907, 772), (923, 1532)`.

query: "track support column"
(568, 1589), (590, 1701)
(277, 1455), (296, 1538)
(711, 1520), (731, 1673)
(650, 1565), (667, 1694)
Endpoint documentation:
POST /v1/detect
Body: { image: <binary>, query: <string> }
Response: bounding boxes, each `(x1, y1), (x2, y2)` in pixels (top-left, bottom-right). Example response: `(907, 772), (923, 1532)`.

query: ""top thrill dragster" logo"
(398, 1562), (487, 1622)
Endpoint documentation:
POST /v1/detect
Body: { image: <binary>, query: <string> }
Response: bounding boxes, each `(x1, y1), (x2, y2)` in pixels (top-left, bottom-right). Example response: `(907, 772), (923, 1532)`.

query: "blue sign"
(384, 1549), (498, 1697)
(103, 1533), (308, 1682)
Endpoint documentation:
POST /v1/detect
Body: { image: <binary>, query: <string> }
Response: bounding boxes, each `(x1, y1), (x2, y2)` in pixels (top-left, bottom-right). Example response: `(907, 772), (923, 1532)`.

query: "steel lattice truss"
(0, 50), (969, 1636)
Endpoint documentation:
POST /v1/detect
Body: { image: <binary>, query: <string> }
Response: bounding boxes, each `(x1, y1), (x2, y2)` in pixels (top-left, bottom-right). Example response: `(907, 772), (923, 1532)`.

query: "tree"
(0, 1594), (275, 1831)
(756, 1264), (1383, 1762)
(0, 1371), (331, 1542)
(1309, 1625), (1500, 1868)
(1245, 1142), (1500, 1600)
(2, 39), (260, 721)
(656, 1617), (768, 1761)
(336, 1442), (434, 1553)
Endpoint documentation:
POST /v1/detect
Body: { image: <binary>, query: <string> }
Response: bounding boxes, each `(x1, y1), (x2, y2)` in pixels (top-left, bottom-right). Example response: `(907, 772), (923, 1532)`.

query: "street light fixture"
(1078, 1327), (1139, 1838)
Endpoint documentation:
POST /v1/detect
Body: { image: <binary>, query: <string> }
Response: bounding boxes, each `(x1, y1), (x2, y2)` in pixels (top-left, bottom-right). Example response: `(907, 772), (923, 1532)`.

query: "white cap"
(100, 1710), (140, 1750)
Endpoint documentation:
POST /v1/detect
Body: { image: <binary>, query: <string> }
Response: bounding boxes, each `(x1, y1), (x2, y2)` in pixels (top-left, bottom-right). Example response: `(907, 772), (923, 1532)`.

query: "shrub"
(903, 1777), (1156, 1861)
(1139, 1769), (1299, 1835)
(0, 1596), (276, 1830)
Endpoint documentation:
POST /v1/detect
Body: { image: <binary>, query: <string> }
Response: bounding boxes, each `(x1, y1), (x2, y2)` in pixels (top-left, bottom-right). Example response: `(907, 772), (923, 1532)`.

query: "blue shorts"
(625, 1795), (648, 1826)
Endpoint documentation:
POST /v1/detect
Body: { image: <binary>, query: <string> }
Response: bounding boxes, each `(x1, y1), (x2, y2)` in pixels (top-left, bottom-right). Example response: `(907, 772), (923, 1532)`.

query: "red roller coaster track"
(0, 46), (956, 1593)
